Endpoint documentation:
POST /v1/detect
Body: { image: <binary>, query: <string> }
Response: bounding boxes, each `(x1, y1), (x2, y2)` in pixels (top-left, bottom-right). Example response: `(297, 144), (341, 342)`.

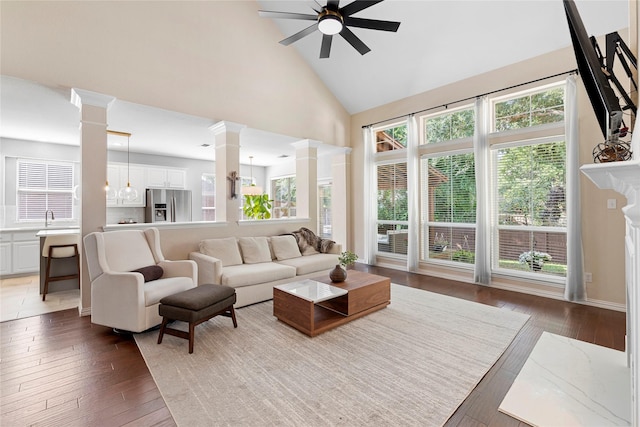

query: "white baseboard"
(78, 305), (91, 317)
(373, 262), (627, 313)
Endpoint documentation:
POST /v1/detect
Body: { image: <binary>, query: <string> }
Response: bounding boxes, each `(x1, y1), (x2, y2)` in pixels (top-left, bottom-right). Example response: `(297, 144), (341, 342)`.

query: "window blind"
(17, 159), (74, 221)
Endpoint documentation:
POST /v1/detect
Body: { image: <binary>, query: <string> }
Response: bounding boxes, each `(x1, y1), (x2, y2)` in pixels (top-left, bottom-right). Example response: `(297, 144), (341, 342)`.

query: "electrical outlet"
(585, 272), (592, 283)
(607, 199), (617, 209)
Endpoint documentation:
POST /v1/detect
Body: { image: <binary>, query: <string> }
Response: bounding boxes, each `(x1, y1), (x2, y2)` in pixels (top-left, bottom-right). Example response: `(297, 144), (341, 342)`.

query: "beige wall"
(350, 43), (628, 307)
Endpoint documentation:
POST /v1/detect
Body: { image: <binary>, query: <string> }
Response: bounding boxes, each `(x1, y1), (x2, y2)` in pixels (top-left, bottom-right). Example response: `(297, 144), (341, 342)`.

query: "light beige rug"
(135, 284), (529, 426)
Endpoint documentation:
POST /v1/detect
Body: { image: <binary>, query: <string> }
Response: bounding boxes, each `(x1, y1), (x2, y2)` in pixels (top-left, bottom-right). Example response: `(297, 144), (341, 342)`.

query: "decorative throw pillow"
(199, 237), (243, 266)
(132, 265), (163, 282)
(238, 237), (271, 264)
(270, 235), (302, 260)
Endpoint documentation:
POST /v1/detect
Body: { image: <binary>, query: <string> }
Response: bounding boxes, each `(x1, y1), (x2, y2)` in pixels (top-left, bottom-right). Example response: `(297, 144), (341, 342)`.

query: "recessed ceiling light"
(278, 154), (289, 158)
(201, 143), (211, 147)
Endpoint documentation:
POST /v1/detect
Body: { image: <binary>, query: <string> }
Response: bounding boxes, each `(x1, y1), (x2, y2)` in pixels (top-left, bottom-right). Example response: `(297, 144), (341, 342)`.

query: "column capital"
(292, 139), (322, 149)
(209, 121), (246, 136)
(70, 88), (115, 109)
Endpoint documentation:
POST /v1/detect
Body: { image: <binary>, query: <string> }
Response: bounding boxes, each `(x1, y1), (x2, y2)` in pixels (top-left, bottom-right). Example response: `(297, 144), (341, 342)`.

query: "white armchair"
(83, 227), (197, 333)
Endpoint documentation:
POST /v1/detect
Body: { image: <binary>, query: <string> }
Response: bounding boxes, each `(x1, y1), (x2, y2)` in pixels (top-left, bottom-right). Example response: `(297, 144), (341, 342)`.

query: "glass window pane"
(424, 107), (474, 144)
(494, 86), (565, 131)
(376, 124), (407, 152)
(377, 163), (407, 221)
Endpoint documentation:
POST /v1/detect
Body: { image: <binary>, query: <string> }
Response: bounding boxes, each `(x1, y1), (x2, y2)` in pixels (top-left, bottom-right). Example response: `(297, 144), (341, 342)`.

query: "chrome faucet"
(45, 210), (55, 228)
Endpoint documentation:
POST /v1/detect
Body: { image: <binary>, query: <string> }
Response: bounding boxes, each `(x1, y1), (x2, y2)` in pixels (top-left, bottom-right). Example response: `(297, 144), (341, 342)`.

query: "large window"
(491, 84), (567, 278)
(17, 159), (75, 221)
(493, 140), (567, 276)
(271, 176), (296, 218)
(201, 173), (215, 221)
(422, 153), (476, 264)
(368, 81), (568, 283)
(420, 106), (476, 265)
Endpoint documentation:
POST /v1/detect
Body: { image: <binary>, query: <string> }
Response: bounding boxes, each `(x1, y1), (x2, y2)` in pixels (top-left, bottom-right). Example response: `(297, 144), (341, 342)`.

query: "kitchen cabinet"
(0, 231), (40, 276)
(0, 242), (10, 276)
(107, 163), (146, 207)
(146, 166), (186, 189)
(13, 241), (40, 274)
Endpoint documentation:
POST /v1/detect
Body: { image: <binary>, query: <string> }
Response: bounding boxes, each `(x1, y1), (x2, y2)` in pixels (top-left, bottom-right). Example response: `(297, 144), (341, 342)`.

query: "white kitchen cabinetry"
(0, 231), (40, 276)
(0, 242), (10, 276)
(107, 163), (146, 207)
(12, 241), (40, 274)
(146, 167), (186, 189)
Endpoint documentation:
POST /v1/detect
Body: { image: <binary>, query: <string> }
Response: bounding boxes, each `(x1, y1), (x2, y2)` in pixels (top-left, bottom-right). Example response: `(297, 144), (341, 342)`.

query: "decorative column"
(292, 139), (321, 222)
(581, 154), (640, 426)
(70, 88), (115, 317)
(331, 147), (352, 249)
(210, 121), (245, 222)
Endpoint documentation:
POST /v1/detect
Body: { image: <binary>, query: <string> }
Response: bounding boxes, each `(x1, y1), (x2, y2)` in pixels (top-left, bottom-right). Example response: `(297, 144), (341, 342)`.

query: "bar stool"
(42, 234), (80, 301)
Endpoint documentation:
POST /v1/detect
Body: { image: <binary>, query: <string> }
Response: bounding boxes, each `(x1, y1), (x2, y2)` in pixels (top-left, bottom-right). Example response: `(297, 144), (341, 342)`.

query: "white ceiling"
(258, 0), (629, 114)
(0, 1), (630, 162)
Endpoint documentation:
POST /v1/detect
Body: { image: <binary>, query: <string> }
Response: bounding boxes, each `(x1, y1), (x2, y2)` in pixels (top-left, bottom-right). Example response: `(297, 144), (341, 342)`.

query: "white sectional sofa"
(189, 235), (341, 308)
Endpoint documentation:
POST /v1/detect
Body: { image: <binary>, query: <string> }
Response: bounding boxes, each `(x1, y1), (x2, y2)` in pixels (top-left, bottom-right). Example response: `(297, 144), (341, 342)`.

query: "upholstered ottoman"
(157, 284), (237, 353)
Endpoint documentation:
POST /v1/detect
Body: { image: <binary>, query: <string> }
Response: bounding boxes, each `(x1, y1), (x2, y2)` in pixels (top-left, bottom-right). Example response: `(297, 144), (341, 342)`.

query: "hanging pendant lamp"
(107, 130), (138, 201)
(242, 156), (263, 195)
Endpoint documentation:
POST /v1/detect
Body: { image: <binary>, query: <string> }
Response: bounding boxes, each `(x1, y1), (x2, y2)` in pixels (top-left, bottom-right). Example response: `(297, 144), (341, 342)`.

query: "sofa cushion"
(221, 263), (296, 288)
(270, 235), (302, 260)
(200, 237), (243, 267)
(238, 237), (271, 264)
(132, 265), (164, 282)
(275, 253), (339, 276)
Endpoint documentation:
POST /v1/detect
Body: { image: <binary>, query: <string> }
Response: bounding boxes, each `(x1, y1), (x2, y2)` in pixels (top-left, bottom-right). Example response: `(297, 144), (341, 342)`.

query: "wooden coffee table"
(273, 271), (391, 337)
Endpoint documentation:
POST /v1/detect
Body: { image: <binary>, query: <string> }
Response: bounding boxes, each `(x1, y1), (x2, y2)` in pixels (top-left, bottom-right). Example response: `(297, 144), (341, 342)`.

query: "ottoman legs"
(158, 305), (237, 354)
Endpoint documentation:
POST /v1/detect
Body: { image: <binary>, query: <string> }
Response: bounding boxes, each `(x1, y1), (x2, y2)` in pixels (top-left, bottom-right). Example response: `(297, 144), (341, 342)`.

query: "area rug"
(135, 284), (529, 426)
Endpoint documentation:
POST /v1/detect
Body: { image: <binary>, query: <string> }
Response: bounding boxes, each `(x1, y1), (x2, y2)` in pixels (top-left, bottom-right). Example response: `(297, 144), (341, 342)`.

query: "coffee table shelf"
(273, 271), (391, 337)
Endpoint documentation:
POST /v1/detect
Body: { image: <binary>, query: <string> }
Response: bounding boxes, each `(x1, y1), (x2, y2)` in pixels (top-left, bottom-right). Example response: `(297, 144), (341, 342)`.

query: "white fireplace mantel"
(581, 157), (640, 426)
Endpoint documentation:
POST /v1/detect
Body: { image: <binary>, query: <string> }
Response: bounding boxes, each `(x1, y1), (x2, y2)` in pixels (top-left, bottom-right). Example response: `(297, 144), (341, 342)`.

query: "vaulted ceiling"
(258, 0), (629, 114)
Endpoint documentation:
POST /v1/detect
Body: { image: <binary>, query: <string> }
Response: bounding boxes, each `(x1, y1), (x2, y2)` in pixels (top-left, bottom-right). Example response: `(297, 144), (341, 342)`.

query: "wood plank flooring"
(1, 266), (626, 426)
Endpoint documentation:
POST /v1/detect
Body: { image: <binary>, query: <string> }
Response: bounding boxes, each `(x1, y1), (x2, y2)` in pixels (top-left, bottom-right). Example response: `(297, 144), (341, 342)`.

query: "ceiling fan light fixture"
(318, 10), (343, 35)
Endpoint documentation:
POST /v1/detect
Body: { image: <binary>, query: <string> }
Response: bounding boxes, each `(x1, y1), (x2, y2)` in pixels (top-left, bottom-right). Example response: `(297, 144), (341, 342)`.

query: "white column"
(581, 158), (640, 426)
(70, 88), (115, 317)
(210, 121), (245, 222)
(331, 148), (352, 249)
(292, 139), (321, 223)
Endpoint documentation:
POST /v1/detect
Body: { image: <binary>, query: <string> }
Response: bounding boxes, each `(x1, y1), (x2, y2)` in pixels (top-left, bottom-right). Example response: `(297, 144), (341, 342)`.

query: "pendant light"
(104, 181), (117, 200)
(242, 156), (263, 196)
(108, 130), (138, 201)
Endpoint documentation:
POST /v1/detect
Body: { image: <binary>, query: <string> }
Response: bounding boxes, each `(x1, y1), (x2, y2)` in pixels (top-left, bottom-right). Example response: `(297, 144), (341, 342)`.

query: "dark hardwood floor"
(1, 266), (626, 426)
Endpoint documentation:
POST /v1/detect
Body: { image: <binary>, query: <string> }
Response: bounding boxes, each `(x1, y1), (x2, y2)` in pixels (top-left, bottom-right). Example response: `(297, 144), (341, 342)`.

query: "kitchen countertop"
(35, 228), (80, 237)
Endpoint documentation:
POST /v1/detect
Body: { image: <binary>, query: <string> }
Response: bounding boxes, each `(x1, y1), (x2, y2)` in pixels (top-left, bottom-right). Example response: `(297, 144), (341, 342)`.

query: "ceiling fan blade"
(344, 16), (400, 32)
(340, 0), (384, 17)
(279, 24), (318, 46)
(258, 10), (318, 21)
(320, 34), (333, 58)
(327, 0), (340, 10)
(340, 26), (371, 55)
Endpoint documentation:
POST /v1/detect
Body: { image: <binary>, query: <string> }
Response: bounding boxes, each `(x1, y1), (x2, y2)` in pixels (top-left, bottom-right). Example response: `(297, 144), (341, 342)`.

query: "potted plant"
(330, 251), (358, 282)
(432, 233), (449, 252)
(518, 250), (552, 272)
(243, 193), (272, 220)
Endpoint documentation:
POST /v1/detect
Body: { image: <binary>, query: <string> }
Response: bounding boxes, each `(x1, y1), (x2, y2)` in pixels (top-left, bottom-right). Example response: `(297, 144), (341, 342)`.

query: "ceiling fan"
(259, 0), (400, 59)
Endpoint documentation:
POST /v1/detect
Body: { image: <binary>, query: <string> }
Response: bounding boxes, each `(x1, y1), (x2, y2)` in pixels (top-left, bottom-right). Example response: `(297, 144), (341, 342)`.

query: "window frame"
(16, 158), (76, 223)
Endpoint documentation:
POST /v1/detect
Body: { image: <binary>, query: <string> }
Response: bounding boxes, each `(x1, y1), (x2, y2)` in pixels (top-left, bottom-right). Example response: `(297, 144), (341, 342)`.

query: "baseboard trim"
(372, 263), (627, 313)
(78, 305), (91, 317)
(486, 282), (627, 312)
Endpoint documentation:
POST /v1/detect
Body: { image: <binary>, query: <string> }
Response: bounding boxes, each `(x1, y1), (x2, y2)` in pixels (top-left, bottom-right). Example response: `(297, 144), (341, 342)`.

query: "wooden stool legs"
(43, 244), (80, 301)
(158, 305), (237, 354)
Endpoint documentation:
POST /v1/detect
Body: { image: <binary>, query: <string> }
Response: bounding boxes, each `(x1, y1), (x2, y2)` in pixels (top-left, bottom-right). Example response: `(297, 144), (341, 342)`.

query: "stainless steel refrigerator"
(145, 189), (192, 223)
